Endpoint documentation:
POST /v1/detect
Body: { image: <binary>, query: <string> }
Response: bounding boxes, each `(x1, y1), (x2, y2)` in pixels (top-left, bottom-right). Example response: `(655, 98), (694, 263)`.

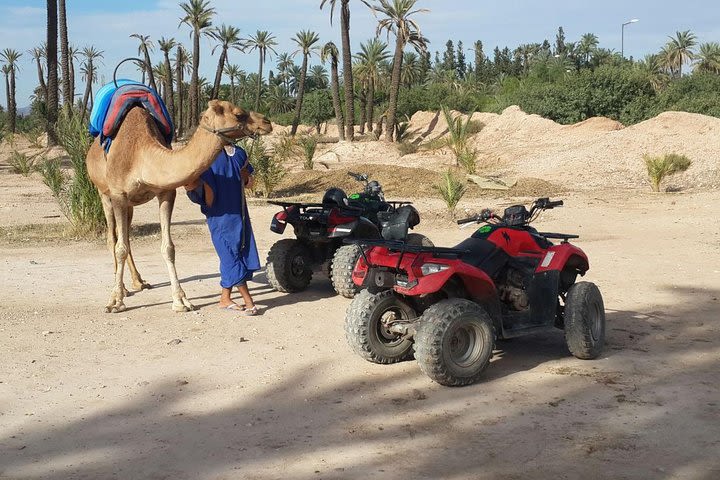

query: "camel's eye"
(235, 112), (249, 123)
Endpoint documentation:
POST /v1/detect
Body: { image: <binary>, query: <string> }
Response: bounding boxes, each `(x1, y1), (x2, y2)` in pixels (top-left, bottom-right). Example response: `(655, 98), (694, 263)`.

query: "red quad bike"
(266, 173), (432, 297)
(344, 198), (606, 387)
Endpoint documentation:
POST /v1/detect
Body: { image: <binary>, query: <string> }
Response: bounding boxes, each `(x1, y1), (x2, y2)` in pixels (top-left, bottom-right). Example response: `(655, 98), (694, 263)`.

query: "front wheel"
(266, 239), (313, 293)
(345, 289), (416, 364)
(564, 282), (605, 359)
(414, 299), (495, 387)
(331, 244), (363, 298)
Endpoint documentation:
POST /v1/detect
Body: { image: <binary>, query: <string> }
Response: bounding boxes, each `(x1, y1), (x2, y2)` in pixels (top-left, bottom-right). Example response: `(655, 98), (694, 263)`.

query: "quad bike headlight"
(420, 263), (450, 276)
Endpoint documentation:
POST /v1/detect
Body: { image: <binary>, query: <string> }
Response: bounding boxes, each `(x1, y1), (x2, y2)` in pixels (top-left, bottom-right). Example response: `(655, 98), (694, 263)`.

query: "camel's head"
(201, 100), (273, 141)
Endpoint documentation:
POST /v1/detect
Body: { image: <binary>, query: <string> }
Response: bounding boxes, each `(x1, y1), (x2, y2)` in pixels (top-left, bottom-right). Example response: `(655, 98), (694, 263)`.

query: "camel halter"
(199, 123), (245, 146)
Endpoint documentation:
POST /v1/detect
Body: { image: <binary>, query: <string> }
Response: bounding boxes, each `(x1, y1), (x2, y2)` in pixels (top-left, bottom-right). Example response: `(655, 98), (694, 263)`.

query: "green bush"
(273, 134), (300, 162)
(55, 110), (105, 235)
(442, 106), (478, 174)
(434, 169), (466, 216)
(644, 153), (692, 192)
(241, 137), (285, 197)
(8, 151), (36, 176)
(39, 157), (66, 198)
(298, 135), (318, 170)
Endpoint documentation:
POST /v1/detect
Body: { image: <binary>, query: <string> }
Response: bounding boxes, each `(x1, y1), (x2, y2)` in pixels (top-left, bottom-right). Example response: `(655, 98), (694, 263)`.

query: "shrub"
(396, 121), (411, 142)
(273, 135), (300, 162)
(298, 135), (318, 170)
(8, 151), (36, 176)
(644, 153), (692, 192)
(442, 106), (478, 174)
(241, 137), (285, 197)
(434, 169), (466, 216)
(39, 157), (67, 198)
(55, 110), (105, 235)
(397, 141), (418, 156)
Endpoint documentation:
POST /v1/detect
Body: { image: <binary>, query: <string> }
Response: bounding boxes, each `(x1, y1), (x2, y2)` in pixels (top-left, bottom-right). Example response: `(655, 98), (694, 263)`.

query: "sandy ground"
(1, 154), (720, 479)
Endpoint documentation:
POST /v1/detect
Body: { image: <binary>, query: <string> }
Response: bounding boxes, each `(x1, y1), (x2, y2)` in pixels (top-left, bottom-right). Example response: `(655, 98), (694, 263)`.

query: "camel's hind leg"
(105, 194), (130, 313)
(125, 206), (151, 291)
(158, 190), (194, 312)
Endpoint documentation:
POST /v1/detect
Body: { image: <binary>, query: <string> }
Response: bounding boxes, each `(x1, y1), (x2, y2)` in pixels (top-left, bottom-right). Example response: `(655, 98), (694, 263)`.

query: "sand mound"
(563, 117), (624, 132)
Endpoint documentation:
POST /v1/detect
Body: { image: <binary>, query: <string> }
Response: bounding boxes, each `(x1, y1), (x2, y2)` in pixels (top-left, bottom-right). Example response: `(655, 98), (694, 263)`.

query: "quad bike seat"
(379, 205), (420, 241)
(454, 237), (509, 279)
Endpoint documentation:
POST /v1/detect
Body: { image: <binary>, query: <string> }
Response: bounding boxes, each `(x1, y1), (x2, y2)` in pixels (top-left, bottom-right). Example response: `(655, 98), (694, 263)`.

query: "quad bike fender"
(536, 244), (589, 274)
(329, 217), (379, 239)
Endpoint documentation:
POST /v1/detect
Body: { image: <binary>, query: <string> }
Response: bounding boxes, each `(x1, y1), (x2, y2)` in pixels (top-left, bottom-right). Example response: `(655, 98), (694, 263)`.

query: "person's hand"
(184, 178), (201, 191)
(241, 168), (253, 189)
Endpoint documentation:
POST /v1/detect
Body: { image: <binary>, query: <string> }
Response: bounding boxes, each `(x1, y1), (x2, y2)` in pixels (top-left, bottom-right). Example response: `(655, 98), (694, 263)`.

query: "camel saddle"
(89, 79), (174, 152)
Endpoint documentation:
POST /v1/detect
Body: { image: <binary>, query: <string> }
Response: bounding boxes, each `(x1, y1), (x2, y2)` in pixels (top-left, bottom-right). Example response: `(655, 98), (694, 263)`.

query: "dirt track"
(2, 170), (720, 479)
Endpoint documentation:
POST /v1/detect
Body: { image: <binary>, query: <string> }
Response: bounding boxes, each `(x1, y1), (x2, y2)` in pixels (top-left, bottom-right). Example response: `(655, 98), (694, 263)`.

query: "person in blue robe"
(185, 145), (260, 315)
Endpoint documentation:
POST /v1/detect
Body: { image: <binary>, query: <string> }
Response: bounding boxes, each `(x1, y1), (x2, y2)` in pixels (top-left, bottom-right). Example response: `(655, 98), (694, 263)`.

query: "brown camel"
(86, 99), (272, 313)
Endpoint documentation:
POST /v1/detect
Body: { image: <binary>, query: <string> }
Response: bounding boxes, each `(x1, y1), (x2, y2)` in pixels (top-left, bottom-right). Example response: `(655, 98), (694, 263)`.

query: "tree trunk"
(69, 56), (75, 107)
(190, 27), (200, 127)
(230, 78), (236, 104)
(340, 0), (354, 141)
(46, 0), (59, 146)
(358, 89), (366, 135)
(211, 48), (226, 100)
(290, 54), (309, 136)
(366, 78), (374, 133)
(10, 69), (17, 133)
(175, 46), (184, 136)
(81, 65), (92, 121)
(385, 36), (404, 142)
(4, 72), (12, 133)
(255, 52), (263, 111)
(163, 51), (175, 129)
(35, 57), (47, 102)
(58, 0), (71, 112)
(142, 45), (157, 92)
(329, 57), (344, 141)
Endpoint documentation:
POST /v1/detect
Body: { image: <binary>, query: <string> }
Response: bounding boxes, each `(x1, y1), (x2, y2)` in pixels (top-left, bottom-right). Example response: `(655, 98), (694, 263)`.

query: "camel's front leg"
(158, 190), (194, 312)
(102, 193), (132, 298)
(125, 206), (151, 291)
(106, 195), (130, 313)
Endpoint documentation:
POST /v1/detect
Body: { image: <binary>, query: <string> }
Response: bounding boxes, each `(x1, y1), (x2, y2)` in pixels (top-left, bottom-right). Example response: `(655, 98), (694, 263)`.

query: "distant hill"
(17, 106), (32, 117)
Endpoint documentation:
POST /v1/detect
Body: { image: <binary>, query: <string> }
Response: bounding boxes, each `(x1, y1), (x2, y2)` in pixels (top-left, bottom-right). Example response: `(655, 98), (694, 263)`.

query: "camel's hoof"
(133, 280), (152, 291)
(172, 298), (195, 313)
(105, 303), (127, 314)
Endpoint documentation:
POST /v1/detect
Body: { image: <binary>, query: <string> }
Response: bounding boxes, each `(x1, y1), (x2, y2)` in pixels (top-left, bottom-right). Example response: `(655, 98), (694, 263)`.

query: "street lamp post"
(621, 18), (639, 58)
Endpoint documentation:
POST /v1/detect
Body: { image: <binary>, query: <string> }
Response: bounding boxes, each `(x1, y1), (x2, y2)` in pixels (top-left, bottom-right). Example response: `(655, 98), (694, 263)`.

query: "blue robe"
(187, 147), (260, 288)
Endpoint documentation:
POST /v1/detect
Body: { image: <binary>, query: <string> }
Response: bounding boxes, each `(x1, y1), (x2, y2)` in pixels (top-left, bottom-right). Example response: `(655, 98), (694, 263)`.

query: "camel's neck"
(139, 127), (226, 190)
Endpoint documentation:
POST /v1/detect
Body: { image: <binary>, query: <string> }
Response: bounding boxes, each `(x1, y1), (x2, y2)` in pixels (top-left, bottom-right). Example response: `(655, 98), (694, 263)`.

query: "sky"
(1, 0), (719, 108)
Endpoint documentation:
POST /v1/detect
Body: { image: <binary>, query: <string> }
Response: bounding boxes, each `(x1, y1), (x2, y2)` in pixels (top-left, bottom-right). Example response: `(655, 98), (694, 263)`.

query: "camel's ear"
(208, 100), (224, 115)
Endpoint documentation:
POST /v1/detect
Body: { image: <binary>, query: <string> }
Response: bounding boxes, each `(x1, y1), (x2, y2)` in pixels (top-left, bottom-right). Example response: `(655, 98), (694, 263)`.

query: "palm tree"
(290, 30), (321, 135)
(578, 33), (599, 65)
(244, 30), (278, 111)
(638, 54), (668, 93)
(130, 34), (158, 91)
(665, 30), (697, 77)
(80, 46), (103, 120)
(265, 85), (294, 114)
(401, 51), (422, 87)
(29, 44), (47, 102)
(158, 37), (177, 124)
(695, 42), (720, 74)
(209, 24), (243, 99)
(179, 0), (216, 127)
(223, 64), (241, 104)
(58, 0), (71, 111)
(320, 0), (355, 140)
(355, 38), (389, 133)
(173, 44), (191, 135)
(1, 49), (21, 133)
(46, 0), (59, 145)
(2, 66), (11, 130)
(68, 45), (80, 107)
(308, 65), (329, 89)
(321, 42), (345, 140)
(276, 52), (294, 93)
(364, 0), (428, 141)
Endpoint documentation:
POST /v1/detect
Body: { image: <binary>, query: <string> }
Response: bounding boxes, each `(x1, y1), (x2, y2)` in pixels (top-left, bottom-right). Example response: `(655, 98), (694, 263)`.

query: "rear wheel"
(564, 282), (605, 359)
(406, 233), (434, 247)
(414, 299), (495, 387)
(331, 244), (362, 298)
(266, 239), (313, 293)
(345, 289), (415, 364)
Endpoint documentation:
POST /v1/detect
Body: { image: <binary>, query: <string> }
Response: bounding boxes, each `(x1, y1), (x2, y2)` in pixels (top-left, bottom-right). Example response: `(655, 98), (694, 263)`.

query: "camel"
(86, 99), (272, 313)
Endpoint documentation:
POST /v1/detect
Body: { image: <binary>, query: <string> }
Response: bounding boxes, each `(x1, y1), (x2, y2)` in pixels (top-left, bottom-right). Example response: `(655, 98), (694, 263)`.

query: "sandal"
(219, 303), (245, 311)
(242, 305), (259, 316)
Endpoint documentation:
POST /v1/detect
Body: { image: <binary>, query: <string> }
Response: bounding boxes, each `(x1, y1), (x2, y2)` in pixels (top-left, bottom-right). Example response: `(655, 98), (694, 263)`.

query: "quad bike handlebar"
(457, 198), (564, 226)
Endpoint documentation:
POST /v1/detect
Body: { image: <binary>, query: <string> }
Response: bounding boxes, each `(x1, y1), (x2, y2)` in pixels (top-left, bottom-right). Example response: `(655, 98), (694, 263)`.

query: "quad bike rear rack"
(345, 238), (470, 271)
